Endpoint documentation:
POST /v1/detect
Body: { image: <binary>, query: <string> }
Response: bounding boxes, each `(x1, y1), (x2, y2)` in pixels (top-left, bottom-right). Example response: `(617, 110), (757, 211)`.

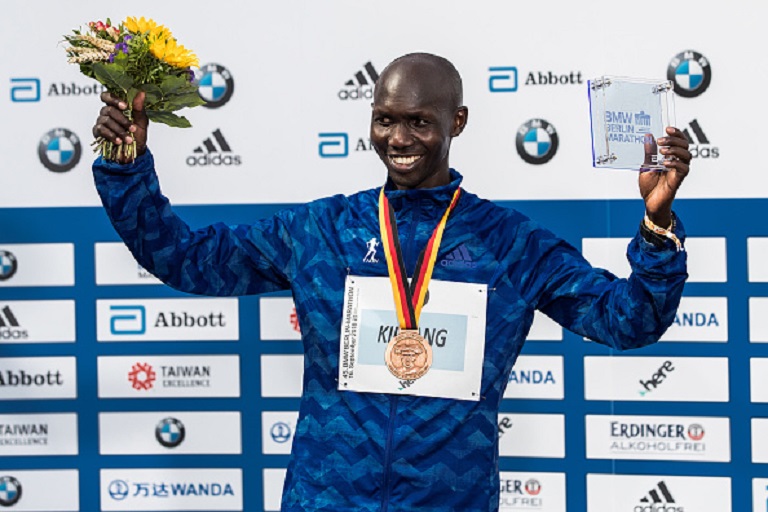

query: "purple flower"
(187, 69), (195, 83)
(123, 34), (133, 41)
(114, 42), (129, 54)
(108, 53), (115, 63)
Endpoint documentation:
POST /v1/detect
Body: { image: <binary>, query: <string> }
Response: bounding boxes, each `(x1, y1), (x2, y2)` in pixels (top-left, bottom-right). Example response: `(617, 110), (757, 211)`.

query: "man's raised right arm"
(92, 92), (295, 296)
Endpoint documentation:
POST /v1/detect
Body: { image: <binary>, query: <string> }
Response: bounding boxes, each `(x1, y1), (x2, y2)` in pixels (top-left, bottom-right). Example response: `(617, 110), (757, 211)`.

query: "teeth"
(391, 155), (420, 165)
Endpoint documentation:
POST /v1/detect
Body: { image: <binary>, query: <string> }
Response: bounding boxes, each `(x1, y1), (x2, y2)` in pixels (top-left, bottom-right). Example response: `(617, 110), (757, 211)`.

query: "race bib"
(338, 275), (487, 401)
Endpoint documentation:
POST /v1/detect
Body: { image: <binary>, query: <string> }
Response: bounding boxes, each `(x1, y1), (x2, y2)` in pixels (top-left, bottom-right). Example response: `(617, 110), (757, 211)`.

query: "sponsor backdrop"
(0, 0), (766, 511)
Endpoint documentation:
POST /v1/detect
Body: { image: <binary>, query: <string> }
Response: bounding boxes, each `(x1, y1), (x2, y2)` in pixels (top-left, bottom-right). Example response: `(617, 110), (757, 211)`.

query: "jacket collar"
(382, 169), (463, 210)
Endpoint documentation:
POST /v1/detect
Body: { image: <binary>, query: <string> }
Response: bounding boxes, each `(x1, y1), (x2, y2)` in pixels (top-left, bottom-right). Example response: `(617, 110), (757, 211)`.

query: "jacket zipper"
(380, 395), (398, 512)
(381, 199), (422, 511)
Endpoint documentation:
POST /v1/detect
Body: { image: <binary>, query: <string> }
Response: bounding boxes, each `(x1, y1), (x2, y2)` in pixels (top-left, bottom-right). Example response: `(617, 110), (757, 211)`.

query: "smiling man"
(92, 52), (690, 511)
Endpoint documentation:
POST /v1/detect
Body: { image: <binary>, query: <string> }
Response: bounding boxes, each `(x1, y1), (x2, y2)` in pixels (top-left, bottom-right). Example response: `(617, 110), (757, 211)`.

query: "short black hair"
(380, 52), (463, 109)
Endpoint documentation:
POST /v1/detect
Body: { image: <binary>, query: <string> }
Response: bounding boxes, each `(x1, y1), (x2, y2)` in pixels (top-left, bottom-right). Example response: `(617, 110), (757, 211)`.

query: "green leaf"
(146, 110), (192, 128)
(92, 63), (134, 93)
(159, 74), (188, 96)
(126, 87), (139, 108)
(142, 84), (163, 106)
(162, 91), (207, 112)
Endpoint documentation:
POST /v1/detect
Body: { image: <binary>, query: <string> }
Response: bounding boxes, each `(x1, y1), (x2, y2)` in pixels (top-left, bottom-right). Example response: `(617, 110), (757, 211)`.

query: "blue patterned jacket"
(93, 151), (687, 512)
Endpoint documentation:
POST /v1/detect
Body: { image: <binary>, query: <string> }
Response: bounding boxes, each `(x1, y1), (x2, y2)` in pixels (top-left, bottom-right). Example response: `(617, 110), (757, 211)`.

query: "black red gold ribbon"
(378, 187), (461, 330)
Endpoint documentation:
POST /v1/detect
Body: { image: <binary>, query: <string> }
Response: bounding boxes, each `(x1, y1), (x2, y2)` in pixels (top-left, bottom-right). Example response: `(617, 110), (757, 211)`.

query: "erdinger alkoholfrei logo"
(687, 423), (705, 441)
(667, 50), (711, 98)
(515, 119), (558, 165)
(0, 251), (18, 281)
(270, 421), (292, 443)
(0, 475), (22, 507)
(187, 129), (242, 166)
(338, 61), (380, 100)
(155, 417), (186, 448)
(38, 128), (81, 173)
(196, 63), (234, 108)
(525, 479), (542, 496)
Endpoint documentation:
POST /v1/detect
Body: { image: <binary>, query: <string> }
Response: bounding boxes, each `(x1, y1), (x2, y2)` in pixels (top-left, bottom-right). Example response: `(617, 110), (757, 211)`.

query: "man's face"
(370, 62), (466, 190)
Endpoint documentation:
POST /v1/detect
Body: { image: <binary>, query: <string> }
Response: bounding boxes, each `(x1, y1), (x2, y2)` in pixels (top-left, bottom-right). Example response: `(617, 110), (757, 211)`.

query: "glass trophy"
(588, 76), (676, 171)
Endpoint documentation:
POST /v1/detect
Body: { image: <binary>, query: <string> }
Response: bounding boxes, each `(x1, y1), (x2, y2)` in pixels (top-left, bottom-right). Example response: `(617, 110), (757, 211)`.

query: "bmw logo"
(515, 119), (559, 165)
(196, 63), (234, 108)
(38, 128), (81, 173)
(0, 251), (17, 281)
(667, 50), (712, 98)
(270, 421), (292, 443)
(108, 479), (129, 501)
(155, 417), (186, 448)
(0, 476), (22, 507)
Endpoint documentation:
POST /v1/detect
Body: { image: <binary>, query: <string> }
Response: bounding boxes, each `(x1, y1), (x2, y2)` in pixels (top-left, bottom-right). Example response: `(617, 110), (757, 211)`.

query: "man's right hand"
(93, 91), (149, 162)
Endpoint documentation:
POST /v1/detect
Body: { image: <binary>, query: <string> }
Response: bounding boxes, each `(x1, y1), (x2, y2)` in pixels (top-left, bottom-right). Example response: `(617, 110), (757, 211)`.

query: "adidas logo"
(440, 244), (477, 269)
(0, 306), (27, 341)
(682, 119), (718, 159)
(0, 306), (20, 327)
(338, 61), (380, 100)
(637, 481), (683, 512)
(186, 129), (242, 167)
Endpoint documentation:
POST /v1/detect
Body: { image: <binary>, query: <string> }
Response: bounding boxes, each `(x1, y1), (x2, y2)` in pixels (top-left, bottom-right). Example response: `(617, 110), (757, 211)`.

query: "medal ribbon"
(378, 186), (462, 330)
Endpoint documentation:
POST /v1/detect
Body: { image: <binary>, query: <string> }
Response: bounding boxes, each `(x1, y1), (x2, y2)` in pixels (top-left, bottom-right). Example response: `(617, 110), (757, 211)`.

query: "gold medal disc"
(384, 329), (433, 381)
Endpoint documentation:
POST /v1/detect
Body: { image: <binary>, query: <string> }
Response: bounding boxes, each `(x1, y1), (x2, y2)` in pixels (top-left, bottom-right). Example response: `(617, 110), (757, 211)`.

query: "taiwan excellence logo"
(155, 417), (186, 448)
(128, 362), (156, 391)
(38, 128), (81, 173)
(667, 50), (711, 98)
(0, 475), (22, 507)
(0, 251), (18, 281)
(196, 63), (234, 108)
(515, 119), (558, 165)
(290, 307), (301, 333)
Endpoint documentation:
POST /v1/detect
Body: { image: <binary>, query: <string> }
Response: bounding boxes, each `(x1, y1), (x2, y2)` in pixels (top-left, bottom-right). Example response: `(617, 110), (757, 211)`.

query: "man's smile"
(389, 154), (423, 169)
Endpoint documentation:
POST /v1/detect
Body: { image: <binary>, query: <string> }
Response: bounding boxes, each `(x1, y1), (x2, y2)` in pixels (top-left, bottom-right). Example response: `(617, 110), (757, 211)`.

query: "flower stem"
(92, 100), (137, 163)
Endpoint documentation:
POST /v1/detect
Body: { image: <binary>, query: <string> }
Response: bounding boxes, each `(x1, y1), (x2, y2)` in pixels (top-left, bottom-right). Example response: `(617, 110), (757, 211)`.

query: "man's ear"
(452, 106), (469, 137)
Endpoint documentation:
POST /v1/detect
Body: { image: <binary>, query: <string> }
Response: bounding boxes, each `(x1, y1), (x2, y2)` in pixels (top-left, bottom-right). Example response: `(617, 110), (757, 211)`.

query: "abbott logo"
(639, 360), (675, 396)
(489, 67), (518, 92)
(318, 133), (349, 158)
(110, 305), (146, 335)
(10, 78), (40, 102)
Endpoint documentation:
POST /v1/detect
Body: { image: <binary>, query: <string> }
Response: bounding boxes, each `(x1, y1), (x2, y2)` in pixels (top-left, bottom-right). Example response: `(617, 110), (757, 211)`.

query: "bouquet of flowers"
(64, 17), (205, 161)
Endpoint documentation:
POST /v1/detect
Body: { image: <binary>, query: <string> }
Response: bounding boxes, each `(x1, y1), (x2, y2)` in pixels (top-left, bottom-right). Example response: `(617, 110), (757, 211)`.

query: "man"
(93, 53), (690, 511)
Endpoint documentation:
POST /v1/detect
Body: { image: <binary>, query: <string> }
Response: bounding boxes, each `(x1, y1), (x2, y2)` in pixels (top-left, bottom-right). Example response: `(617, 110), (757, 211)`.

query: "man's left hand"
(639, 126), (692, 227)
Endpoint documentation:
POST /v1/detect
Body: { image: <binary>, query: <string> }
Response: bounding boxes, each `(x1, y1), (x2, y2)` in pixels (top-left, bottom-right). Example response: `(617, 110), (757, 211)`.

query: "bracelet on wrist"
(642, 213), (684, 252)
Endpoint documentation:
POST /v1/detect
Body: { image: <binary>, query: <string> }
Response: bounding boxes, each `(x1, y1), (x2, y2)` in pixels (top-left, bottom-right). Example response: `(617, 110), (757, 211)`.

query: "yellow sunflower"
(123, 16), (169, 40)
(149, 35), (199, 69)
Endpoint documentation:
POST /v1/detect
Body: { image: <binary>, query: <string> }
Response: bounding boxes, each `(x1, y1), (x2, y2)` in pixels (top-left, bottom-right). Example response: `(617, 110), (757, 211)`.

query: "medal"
(385, 329), (433, 380)
(378, 186), (461, 381)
